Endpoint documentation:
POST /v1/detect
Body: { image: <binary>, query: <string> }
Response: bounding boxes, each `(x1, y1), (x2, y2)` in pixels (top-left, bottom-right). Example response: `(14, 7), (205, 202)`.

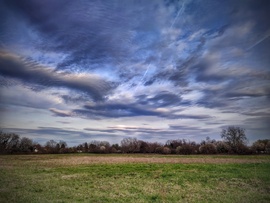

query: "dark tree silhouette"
(121, 137), (141, 153)
(221, 126), (248, 154)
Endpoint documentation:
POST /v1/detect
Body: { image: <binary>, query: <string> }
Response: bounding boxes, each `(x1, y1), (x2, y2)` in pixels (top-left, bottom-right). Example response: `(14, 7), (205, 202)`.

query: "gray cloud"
(1, 127), (120, 146)
(1, 0), (165, 72)
(0, 51), (113, 101)
(1, 0), (270, 144)
(84, 124), (212, 139)
(71, 101), (212, 120)
(49, 108), (72, 117)
(136, 91), (184, 107)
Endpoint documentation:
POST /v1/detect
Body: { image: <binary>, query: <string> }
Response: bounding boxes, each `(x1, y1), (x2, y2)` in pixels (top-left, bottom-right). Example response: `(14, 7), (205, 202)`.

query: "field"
(0, 154), (270, 203)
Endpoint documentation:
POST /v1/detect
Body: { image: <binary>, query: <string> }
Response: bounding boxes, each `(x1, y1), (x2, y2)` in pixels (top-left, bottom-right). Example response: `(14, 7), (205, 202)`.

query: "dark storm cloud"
(0, 51), (113, 101)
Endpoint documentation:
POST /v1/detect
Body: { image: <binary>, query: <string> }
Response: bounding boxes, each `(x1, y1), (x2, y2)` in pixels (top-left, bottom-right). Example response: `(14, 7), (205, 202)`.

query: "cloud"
(1, 127), (121, 145)
(71, 101), (212, 120)
(1, 0), (165, 72)
(84, 123), (214, 142)
(74, 102), (166, 119)
(1, 0), (270, 144)
(84, 125), (163, 135)
(0, 50), (114, 101)
(0, 85), (60, 110)
(136, 91), (183, 107)
(49, 108), (72, 117)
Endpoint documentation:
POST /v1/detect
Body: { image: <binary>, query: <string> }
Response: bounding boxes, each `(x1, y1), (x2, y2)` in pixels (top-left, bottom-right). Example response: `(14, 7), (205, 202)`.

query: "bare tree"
(0, 131), (20, 153)
(45, 140), (58, 153)
(121, 137), (141, 153)
(59, 140), (67, 149)
(252, 139), (270, 154)
(19, 137), (33, 152)
(221, 126), (248, 154)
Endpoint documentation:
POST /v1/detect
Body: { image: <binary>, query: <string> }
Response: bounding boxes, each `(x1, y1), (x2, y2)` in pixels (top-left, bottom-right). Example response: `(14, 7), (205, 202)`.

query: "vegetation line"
(1, 126), (269, 155)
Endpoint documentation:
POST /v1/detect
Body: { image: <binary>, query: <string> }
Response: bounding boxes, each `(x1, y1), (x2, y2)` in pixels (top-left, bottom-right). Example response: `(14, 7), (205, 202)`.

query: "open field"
(0, 154), (270, 202)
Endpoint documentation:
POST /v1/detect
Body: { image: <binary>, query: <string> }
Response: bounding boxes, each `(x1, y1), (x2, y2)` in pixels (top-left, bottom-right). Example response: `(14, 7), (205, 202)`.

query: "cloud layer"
(1, 0), (270, 145)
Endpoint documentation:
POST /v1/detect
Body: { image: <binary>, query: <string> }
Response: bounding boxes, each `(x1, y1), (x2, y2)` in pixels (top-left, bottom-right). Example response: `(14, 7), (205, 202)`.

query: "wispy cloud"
(1, 0), (270, 144)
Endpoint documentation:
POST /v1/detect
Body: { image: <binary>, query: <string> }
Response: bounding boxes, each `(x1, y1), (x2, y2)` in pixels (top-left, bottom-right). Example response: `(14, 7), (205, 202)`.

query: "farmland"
(0, 154), (270, 203)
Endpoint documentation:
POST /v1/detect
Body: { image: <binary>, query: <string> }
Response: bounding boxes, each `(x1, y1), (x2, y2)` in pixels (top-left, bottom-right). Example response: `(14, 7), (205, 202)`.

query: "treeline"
(1, 127), (270, 155)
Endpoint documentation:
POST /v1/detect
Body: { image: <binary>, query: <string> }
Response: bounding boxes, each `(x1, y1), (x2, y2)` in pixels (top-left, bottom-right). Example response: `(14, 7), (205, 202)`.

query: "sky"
(0, 0), (270, 146)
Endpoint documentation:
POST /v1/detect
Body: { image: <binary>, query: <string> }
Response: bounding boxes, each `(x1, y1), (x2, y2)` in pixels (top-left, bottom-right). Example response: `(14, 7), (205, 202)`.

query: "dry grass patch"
(35, 155), (269, 167)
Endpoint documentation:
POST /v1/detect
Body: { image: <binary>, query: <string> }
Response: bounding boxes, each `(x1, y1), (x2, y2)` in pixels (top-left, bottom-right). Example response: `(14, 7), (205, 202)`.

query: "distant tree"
(87, 140), (110, 153)
(252, 139), (270, 154)
(0, 131), (10, 153)
(221, 126), (248, 154)
(199, 143), (217, 154)
(19, 137), (33, 153)
(46, 140), (57, 149)
(165, 139), (183, 149)
(76, 144), (83, 152)
(33, 143), (43, 153)
(266, 141), (270, 154)
(8, 133), (20, 153)
(201, 137), (216, 145)
(148, 142), (163, 153)
(216, 141), (231, 154)
(99, 146), (106, 153)
(162, 147), (171, 154)
(45, 140), (58, 153)
(139, 141), (149, 153)
(0, 131), (20, 153)
(111, 144), (121, 152)
(83, 142), (88, 152)
(121, 137), (141, 153)
(99, 141), (110, 149)
(155, 146), (163, 154)
(88, 143), (97, 153)
(59, 140), (67, 149)
(172, 139), (198, 155)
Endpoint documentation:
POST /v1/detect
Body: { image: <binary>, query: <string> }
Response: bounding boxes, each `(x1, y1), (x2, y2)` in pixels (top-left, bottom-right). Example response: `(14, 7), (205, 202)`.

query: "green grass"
(0, 154), (270, 203)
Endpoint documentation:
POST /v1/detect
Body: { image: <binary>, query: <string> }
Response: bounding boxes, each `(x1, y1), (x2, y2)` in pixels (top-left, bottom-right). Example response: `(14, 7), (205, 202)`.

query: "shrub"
(175, 144), (195, 155)
(266, 141), (270, 154)
(237, 144), (252, 155)
(162, 147), (171, 154)
(216, 141), (231, 154)
(252, 142), (265, 154)
(155, 146), (163, 154)
(199, 143), (217, 154)
(252, 140), (270, 154)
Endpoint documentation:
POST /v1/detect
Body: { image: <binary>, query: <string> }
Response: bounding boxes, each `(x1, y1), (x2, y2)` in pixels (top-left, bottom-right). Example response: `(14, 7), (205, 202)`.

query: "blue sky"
(0, 0), (270, 146)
